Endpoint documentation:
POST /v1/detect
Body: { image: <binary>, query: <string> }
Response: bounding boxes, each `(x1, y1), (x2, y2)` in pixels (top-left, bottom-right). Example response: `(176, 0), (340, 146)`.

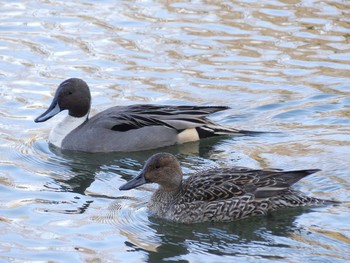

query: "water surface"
(1, 0), (350, 262)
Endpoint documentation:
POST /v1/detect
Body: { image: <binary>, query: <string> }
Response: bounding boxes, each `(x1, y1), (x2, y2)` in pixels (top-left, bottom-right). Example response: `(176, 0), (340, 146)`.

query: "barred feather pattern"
(120, 153), (337, 224)
(149, 188), (333, 224)
(150, 169), (335, 223)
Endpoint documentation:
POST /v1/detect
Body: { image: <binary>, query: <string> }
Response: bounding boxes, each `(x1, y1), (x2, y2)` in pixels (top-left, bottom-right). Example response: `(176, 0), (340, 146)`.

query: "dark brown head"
(35, 78), (91, 122)
(119, 153), (183, 192)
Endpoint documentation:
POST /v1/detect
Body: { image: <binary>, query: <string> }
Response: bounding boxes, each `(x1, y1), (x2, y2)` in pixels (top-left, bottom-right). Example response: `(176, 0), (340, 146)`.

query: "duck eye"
(155, 165), (160, 169)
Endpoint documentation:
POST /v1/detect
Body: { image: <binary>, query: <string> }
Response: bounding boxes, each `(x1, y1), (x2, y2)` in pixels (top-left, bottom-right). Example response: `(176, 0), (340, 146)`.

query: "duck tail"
(196, 125), (266, 139)
(310, 198), (341, 206)
(271, 190), (340, 210)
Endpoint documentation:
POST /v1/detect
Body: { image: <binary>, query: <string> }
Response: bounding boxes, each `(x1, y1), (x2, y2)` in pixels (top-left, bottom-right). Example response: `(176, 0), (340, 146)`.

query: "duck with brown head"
(120, 153), (339, 224)
(35, 78), (259, 152)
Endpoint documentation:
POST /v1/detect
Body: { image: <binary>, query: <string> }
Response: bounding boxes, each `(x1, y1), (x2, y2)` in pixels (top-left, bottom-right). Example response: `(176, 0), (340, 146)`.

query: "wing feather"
(179, 168), (320, 203)
(91, 104), (229, 132)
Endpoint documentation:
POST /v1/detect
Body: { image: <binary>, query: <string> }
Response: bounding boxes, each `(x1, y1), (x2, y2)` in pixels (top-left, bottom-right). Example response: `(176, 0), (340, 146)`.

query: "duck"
(34, 78), (256, 152)
(119, 152), (338, 224)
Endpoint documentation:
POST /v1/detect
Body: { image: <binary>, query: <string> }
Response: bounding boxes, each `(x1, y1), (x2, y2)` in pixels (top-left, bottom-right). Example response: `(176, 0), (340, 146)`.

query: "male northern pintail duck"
(119, 153), (338, 224)
(35, 78), (257, 152)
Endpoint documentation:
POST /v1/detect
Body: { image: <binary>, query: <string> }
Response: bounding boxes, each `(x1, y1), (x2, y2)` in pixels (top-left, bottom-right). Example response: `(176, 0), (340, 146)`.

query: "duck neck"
(49, 112), (89, 148)
(148, 186), (181, 216)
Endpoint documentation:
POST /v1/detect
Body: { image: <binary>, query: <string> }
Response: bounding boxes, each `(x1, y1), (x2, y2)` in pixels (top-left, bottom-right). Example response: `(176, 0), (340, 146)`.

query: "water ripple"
(92, 194), (161, 251)
(1, 0), (350, 261)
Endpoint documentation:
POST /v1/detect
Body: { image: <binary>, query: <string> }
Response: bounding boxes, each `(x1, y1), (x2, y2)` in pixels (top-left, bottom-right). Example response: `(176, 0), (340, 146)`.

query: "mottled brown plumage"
(119, 153), (338, 224)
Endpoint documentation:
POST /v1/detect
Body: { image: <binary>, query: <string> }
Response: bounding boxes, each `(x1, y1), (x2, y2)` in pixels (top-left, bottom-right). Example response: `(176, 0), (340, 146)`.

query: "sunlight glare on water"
(0, 0), (350, 262)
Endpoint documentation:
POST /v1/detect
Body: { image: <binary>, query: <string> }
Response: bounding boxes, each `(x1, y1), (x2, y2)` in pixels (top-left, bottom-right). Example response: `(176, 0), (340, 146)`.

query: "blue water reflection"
(1, 0), (350, 262)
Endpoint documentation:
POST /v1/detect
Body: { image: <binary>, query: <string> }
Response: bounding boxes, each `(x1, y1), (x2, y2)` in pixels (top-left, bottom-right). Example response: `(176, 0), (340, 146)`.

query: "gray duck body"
(120, 153), (338, 224)
(34, 78), (256, 152)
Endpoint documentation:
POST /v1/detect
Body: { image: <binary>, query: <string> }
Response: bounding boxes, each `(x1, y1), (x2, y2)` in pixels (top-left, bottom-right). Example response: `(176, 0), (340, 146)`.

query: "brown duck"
(119, 153), (338, 224)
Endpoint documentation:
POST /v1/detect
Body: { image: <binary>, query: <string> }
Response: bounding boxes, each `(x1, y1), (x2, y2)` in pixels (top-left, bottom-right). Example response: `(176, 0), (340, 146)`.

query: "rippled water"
(1, 0), (350, 262)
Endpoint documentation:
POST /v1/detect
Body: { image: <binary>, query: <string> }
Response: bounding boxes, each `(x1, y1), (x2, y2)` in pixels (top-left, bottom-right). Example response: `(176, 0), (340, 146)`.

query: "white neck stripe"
(48, 113), (88, 148)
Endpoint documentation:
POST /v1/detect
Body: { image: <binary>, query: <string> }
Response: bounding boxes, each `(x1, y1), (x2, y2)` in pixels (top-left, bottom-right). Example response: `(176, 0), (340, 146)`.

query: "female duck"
(35, 78), (254, 152)
(119, 153), (337, 224)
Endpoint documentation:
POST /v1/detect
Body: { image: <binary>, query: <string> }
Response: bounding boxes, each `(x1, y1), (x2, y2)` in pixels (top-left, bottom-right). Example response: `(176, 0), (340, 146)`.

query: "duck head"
(35, 78), (91, 122)
(119, 153), (183, 192)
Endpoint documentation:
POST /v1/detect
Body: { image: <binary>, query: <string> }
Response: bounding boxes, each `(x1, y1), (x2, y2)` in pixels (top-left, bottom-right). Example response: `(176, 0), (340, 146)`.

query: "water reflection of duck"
(35, 78), (258, 152)
(120, 153), (339, 224)
(143, 208), (309, 260)
(47, 139), (223, 195)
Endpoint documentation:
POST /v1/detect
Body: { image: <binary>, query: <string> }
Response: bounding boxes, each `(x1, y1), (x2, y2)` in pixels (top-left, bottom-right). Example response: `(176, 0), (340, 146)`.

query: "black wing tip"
(271, 169), (321, 187)
(213, 105), (230, 110)
(303, 169), (321, 175)
(236, 130), (283, 136)
(190, 105), (230, 112)
(209, 105), (230, 111)
(322, 199), (341, 206)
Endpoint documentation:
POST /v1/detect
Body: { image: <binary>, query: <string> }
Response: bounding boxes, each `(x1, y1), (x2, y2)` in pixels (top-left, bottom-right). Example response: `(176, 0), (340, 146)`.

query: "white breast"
(49, 114), (88, 148)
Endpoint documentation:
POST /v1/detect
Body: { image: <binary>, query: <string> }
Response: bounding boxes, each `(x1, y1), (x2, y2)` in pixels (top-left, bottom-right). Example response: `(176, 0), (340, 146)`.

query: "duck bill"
(119, 172), (147, 190)
(34, 97), (61, 123)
